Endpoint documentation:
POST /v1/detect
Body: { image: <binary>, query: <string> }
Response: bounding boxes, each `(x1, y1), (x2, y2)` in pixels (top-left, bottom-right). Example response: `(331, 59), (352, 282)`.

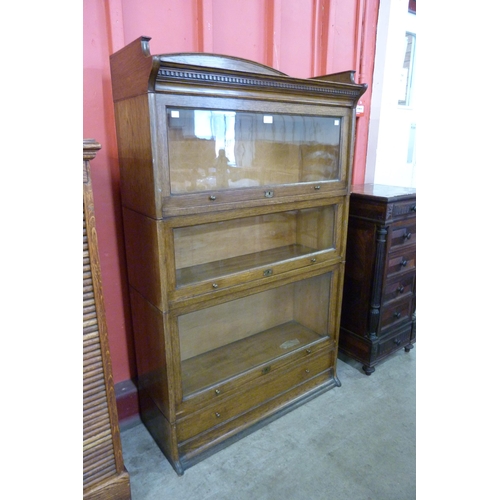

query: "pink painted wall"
(83, 0), (379, 384)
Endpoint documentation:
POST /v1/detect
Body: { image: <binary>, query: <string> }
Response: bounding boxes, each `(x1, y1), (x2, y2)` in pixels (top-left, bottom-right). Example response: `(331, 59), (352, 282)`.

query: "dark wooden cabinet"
(83, 139), (131, 499)
(339, 184), (416, 375)
(110, 36), (366, 475)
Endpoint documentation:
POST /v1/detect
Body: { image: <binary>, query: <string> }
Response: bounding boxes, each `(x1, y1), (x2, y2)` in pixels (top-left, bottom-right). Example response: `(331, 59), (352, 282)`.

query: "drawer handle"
(398, 286), (405, 293)
(212, 283), (218, 289)
(305, 369), (310, 374)
(306, 348), (312, 355)
(264, 190), (274, 198)
(263, 269), (273, 277)
(209, 195), (217, 201)
(215, 412), (221, 418)
(404, 232), (412, 240)
(393, 312), (401, 319)
(262, 366), (271, 374)
(314, 185), (321, 190)
(310, 258), (317, 263)
(394, 339), (401, 346)
(215, 389), (221, 395)
(400, 259), (408, 267)
(410, 205), (416, 212)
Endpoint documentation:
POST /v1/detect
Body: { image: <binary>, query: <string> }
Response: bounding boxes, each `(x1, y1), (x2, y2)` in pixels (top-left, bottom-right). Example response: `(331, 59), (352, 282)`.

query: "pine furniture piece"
(339, 184), (416, 375)
(110, 36), (366, 475)
(83, 139), (131, 499)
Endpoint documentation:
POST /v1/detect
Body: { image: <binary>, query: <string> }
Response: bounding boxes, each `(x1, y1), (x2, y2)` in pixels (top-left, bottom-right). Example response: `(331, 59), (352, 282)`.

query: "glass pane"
(174, 206), (336, 287)
(179, 272), (332, 396)
(167, 108), (342, 193)
(398, 33), (415, 106)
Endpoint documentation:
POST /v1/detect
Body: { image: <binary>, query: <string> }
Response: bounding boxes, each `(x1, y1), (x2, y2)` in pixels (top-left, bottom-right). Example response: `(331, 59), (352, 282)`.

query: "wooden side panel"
(113, 95), (158, 218)
(129, 288), (174, 422)
(122, 207), (165, 311)
(341, 217), (377, 335)
(83, 140), (131, 499)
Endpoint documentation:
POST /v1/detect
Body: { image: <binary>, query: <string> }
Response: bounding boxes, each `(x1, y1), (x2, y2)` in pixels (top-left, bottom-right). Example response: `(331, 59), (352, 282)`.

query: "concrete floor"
(120, 347), (416, 500)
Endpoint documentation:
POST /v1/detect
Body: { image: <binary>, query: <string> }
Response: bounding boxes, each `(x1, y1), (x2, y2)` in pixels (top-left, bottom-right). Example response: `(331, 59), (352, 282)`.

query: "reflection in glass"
(167, 108), (342, 193)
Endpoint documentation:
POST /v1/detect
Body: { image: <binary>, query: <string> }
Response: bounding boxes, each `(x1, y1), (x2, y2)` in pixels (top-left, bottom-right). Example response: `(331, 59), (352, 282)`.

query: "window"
(398, 32), (416, 106)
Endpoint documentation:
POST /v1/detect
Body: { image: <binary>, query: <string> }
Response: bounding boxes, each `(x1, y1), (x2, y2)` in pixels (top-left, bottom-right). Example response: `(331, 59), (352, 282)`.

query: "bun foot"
(362, 365), (375, 376)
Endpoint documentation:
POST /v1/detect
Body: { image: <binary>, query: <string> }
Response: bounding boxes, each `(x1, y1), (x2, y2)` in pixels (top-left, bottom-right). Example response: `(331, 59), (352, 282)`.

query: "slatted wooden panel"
(83, 139), (131, 500)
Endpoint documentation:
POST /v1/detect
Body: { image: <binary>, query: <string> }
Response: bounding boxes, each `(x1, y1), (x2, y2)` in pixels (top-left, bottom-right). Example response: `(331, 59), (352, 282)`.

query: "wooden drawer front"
(382, 273), (415, 305)
(386, 246), (416, 278)
(390, 199), (416, 221)
(377, 325), (412, 358)
(178, 370), (334, 463)
(380, 298), (413, 334)
(388, 219), (416, 251)
(179, 340), (331, 416)
(177, 352), (331, 443)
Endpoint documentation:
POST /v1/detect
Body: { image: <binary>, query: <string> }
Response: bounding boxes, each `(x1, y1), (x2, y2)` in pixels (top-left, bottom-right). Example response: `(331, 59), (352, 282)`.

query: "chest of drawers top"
(349, 184), (416, 223)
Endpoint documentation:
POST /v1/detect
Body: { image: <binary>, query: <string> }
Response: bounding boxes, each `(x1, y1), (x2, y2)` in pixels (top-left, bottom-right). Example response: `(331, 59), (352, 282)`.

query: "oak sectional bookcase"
(110, 36), (366, 475)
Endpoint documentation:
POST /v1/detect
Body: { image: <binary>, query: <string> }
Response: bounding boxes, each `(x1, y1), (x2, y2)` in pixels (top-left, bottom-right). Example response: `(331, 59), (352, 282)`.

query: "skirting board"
(115, 379), (141, 430)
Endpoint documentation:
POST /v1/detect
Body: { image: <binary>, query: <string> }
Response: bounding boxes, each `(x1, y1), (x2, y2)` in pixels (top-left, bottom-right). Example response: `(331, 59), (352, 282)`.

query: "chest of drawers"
(339, 184), (416, 375)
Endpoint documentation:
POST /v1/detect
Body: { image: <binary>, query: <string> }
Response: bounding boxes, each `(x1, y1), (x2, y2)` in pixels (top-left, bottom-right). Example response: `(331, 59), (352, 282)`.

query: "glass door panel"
(167, 108), (342, 194)
(179, 272), (332, 397)
(174, 205), (336, 288)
